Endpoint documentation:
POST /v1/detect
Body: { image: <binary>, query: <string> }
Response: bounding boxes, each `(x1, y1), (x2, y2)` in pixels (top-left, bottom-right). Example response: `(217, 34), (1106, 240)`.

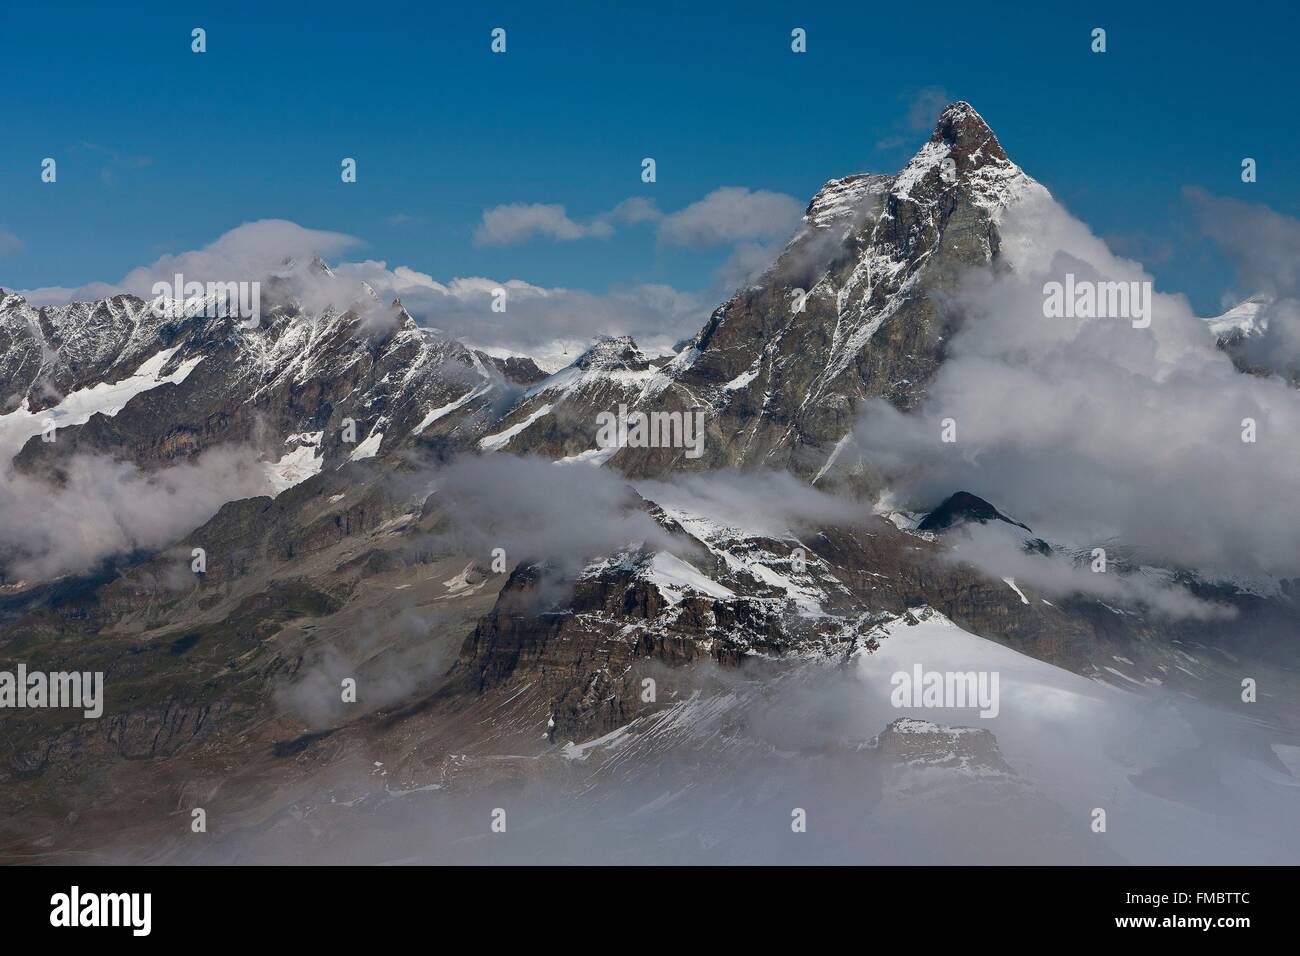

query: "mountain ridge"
(3, 104), (1298, 862)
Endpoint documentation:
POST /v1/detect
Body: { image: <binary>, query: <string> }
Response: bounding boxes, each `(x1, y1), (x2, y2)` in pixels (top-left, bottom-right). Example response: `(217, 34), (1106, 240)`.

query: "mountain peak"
(574, 335), (649, 371)
(917, 491), (1031, 533)
(930, 101), (1008, 165)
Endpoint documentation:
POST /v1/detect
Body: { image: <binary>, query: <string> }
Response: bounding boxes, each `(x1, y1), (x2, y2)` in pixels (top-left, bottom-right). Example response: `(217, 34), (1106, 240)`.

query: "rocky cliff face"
(493, 103), (1046, 481)
(468, 335), (668, 463)
(0, 273), (528, 487)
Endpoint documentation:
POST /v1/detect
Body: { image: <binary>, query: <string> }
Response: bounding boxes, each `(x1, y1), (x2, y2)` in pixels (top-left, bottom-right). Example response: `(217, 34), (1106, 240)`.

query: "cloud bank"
(0, 448), (274, 582)
(853, 188), (1300, 584)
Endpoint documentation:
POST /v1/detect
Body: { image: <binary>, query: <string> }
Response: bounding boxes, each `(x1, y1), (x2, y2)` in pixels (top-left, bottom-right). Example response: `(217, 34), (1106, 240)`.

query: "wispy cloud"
(472, 186), (803, 252)
(0, 447), (273, 582)
(875, 86), (951, 151)
(384, 213), (422, 227)
(1186, 187), (1300, 300)
(656, 187), (803, 248)
(74, 141), (154, 186)
(473, 202), (617, 245)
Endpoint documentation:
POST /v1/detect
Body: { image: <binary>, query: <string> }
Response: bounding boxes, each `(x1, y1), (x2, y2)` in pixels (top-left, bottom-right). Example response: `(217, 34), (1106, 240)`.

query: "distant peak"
(574, 335), (648, 371)
(917, 491), (1031, 533)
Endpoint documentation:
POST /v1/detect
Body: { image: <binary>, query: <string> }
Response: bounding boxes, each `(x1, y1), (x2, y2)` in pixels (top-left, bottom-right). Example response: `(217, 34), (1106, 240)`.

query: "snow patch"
(1002, 577), (1030, 605)
(479, 404), (553, 451)
(0, 346), (203, 462)
(413, 384), (490, 435)
(349, 427), (384, 461)
(644, 552), (735, 605)
(265, 431), (324, 494)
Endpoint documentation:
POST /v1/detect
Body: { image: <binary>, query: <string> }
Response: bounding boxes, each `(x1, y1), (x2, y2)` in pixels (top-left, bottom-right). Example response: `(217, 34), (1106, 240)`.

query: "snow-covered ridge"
(480, 403), (553, 451)
(1208, 293), (1272, 339)
(0, 276), (515, 478)
(803, 174), (892, 231)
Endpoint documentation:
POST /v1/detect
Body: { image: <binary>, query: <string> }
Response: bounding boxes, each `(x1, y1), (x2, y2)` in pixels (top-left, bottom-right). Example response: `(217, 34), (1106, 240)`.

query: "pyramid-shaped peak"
(930, 101), (1007, 164)
(575, 335), (649, 371)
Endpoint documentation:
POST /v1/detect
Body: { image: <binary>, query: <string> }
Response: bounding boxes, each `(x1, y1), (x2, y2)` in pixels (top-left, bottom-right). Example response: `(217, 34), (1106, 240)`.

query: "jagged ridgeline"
(1, 103), (1038, 491)
(489, 102), (1045, 482)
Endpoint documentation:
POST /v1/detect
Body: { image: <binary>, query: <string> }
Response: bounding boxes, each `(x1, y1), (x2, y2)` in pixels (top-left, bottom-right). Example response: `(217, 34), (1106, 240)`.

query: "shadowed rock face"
(917, 491), (1032, 533)
(474, 351), (547, 387)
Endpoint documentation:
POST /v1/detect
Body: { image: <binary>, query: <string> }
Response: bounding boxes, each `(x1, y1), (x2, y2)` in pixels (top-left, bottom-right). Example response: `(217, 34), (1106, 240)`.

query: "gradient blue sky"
(2, 0), (1295, 314)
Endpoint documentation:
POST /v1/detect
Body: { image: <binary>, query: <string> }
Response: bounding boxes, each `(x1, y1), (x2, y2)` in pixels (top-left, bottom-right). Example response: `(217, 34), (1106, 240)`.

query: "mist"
(853, 187), (1300, 583)
(0, 447), (274, 582)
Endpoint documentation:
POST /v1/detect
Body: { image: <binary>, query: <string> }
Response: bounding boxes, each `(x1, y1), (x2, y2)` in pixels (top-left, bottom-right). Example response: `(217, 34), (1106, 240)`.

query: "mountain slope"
(493, 103), (1046, 481)
(0, 270), (545, 500)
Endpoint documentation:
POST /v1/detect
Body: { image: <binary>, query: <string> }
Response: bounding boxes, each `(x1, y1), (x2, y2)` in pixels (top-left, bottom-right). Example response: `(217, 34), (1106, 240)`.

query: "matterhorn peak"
(885, 99), (1035, 213)
(929, 100), (1008, 167)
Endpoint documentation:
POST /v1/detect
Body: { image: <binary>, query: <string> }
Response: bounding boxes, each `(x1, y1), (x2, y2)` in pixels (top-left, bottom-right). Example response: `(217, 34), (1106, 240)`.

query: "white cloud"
(657, 187), (804, 248)
(14, 220), (710, 364)
(473, 203), (615, 246)
(0, 447), (274, 581)
(1189, 187), (1300, 375)
(608, 196), (662, 225)
(852, 187), (1300, 582)
(334, 259), (706, 363)
(471, 187), (805, 251)
(19, 219), (359, 305)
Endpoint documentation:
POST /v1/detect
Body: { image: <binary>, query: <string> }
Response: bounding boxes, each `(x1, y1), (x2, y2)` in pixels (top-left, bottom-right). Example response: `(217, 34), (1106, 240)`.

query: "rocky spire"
(929, 101), (1009, 170)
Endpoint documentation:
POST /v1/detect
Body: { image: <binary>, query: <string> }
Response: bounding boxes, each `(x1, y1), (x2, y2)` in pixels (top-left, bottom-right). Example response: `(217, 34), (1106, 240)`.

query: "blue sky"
(2, 0), (1295, 315)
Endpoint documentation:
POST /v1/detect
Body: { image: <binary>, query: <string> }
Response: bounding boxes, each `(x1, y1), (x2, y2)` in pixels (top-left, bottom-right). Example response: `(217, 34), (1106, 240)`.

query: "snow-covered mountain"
(2, 102), (1298, 864)
(1208, 293), (1273, 340)
(0, 269), (546, 490)
(490, 103), (1049, 481)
